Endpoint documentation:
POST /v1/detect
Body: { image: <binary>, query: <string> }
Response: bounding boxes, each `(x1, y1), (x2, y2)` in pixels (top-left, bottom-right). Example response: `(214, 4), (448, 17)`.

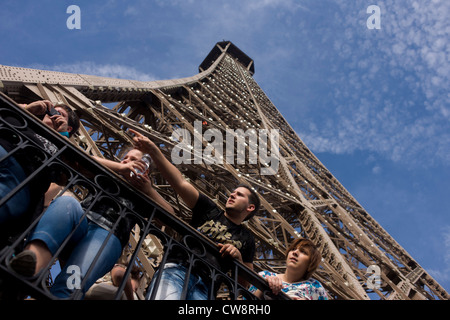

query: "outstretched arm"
(127, 172), (175, 214)
(129, 129), (199, 209)
(92, 155), (174, 214)
(92, 156), (144, 178)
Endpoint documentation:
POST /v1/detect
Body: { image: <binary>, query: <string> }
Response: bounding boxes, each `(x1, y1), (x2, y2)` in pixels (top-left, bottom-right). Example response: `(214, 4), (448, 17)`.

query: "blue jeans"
(148, 263), (208, 300)
(0, 145), (30, 224)
(28, 196), (122, 298)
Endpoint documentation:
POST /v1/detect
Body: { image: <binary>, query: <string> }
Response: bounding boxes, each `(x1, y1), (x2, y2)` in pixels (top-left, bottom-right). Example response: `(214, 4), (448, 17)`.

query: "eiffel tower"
(0, 41), (447, 300)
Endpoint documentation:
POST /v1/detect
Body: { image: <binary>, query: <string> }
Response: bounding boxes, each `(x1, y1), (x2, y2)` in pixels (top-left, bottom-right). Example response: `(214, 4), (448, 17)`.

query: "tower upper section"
(200, 41), (255, 75)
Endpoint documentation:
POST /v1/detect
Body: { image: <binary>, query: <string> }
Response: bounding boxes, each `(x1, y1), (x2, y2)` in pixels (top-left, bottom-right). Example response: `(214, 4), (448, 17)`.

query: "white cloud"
(15, 0), (448, 168)
(243, 0), (308, 12)
(295, 0), (450, 168)
(124, 6), (139, 16)
(27, 62), (157, 82)
(372, 165), (381, 174)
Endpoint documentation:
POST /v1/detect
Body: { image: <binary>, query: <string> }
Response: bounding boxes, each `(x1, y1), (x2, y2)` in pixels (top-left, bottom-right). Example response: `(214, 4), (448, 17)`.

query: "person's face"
(286, 245), (311, 278)
(225, 187), (254, 216)
(121, 149), (143, 164)
(42, 106), (71, 133)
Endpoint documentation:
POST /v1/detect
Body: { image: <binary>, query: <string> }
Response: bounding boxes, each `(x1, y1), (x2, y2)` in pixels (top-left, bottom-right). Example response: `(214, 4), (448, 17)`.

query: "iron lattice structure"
(0, 41), (447, 300)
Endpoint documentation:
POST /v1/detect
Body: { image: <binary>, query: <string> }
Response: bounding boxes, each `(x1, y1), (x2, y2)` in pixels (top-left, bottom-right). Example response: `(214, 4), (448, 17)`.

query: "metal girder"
(0, 41), (448, 300)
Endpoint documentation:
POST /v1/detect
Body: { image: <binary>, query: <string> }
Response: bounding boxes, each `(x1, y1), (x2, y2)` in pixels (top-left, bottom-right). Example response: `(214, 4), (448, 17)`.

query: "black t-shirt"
(191, 193), (255, 264)
(166, 193), (255, 280)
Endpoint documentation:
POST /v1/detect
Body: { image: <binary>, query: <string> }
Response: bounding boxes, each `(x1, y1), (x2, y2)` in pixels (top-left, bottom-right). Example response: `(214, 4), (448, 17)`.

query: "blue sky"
(1, 1), (449, 295)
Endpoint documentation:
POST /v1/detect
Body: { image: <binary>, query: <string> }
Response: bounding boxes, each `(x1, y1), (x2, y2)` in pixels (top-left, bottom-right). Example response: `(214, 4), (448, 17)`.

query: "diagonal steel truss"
(1, 41), (448, 300)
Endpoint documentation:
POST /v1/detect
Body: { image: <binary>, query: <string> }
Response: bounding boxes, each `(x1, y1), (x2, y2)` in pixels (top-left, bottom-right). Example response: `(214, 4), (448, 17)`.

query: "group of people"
(0, 100), (329, 300)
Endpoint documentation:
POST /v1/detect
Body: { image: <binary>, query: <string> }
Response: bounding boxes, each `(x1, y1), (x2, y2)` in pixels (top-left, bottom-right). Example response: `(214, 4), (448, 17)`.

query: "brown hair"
(286, 238), (322, 279)
(54, 103), (80, 137)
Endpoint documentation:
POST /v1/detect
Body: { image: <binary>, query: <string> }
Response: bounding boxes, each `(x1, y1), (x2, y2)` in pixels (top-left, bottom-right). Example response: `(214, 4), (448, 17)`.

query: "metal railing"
(0, 94), (286, 300)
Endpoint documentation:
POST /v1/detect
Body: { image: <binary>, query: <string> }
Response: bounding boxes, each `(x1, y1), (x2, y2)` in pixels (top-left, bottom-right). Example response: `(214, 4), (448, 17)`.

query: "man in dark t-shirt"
(130, 129), (260, 300)
(192, 193), (255, 266)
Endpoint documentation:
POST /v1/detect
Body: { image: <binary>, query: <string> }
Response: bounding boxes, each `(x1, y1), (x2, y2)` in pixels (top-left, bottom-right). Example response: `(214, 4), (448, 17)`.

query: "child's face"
(286, 245), (311, 277)
(121, 149), (143, 164)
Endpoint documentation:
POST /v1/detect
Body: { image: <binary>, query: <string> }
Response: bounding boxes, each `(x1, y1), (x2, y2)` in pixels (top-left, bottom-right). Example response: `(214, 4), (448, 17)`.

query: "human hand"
(217, 243), (243, 262)
(128, 129), (157, 154)
(265, 275), (283, 295)
(23, 100), (53, 116)
(127, 168), (152, 189)
(118, 161), (146, 178)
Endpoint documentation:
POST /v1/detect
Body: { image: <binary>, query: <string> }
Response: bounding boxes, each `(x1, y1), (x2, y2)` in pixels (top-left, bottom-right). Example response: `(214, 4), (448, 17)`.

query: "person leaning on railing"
(129, 129), (260, 300)
(9, 147), (174, 299)
(18, 100), (80, 139)
(249, 238), (329, 300)
(0, 100), (80, 242)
